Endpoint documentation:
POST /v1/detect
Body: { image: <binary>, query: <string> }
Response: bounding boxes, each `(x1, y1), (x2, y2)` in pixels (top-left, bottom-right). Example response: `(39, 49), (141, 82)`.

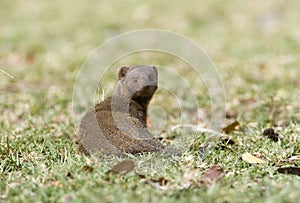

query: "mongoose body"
(77, 65), (165, 156)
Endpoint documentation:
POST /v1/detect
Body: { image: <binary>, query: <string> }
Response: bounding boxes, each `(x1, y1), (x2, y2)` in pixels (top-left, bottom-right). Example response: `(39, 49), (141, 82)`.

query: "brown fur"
(77, 65), (165, 156)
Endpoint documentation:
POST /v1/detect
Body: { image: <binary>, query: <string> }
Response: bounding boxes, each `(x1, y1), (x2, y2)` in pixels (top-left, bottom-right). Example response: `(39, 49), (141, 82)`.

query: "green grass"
(1, 0), (300, 202)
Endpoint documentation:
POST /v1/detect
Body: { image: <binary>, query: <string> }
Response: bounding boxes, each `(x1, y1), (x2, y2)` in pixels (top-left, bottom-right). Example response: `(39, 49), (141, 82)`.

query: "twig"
(0, 69), (14, 79)
(171, 124), (223, 137)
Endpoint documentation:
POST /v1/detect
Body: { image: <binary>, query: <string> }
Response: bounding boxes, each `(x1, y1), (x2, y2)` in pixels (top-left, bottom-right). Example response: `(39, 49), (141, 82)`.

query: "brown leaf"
(242, 153), (266, 164)
(277, 167), (300, 176)
(225, 111), (238, 119)
(200, 166), (225, 186)
(241, 98), (256, 105)
(110, 159), (135, 174)
(81, 165), (94, 173)
(46, 181), (62, 187)
(222, 121), (239, 134)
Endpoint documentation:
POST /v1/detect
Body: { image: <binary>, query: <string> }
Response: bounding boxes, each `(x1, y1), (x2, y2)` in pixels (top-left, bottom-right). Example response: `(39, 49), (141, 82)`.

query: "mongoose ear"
(118, 66), (130, 80)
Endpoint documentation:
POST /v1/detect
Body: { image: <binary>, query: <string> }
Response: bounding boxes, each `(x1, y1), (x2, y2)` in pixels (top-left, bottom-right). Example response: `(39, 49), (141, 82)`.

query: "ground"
(1, 0), (300, 202)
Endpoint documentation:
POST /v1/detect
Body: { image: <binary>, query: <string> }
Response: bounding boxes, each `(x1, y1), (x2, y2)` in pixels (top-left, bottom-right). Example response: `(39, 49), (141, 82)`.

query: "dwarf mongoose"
(77, 65), (166, 156)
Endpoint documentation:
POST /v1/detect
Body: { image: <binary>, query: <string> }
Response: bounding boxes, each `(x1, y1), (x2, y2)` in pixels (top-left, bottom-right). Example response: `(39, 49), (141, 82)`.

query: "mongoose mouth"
(141, 85), (157, 91)
(133, 85), (157, 97)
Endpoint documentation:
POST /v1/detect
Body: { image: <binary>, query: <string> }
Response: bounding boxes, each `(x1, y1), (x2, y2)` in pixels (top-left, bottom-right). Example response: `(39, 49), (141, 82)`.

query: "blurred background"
(1, 2), (300, 201)
(1, 0), (300, 130)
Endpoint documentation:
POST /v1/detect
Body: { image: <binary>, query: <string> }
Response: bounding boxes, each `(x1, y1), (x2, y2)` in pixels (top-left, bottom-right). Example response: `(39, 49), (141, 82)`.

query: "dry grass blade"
(200, 166), (225, 186)
(0, 69), (14, 79)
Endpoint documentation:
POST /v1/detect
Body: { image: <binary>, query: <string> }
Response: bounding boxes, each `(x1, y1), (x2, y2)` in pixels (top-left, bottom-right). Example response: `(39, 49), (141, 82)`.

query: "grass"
(1, 0), (300, 202)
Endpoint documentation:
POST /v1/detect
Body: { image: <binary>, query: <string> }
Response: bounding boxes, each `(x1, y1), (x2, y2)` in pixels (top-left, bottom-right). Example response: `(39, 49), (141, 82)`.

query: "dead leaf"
(200, 166), (225, 186)
(110, 159), (135, 174)
(81, 165), (94, 173)
(242, 153), (266, 164)
(225, 111), (238, 119)
(277, 167), (300, 176)
(241, 98), (256, 105)
(46, 181), (62, 187)
(222, 121), (239, 134)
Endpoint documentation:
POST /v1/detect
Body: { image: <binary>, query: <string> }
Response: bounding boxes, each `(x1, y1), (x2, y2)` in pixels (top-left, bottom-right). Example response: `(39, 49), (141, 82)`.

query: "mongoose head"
(117, 65), (158, 100)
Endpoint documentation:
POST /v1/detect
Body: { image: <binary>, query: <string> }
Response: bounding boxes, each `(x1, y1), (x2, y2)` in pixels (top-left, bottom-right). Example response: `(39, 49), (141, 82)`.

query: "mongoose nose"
(151, 66), (158, 75)
(151, 66), (157, 70)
